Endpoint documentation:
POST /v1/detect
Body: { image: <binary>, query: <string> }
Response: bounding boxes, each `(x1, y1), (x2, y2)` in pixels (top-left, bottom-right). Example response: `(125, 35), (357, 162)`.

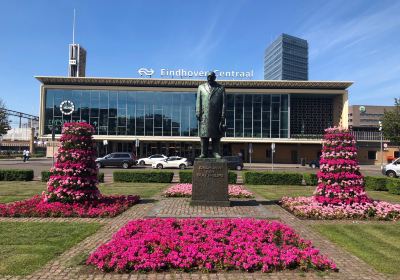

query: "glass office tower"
(264, 33), (308, 80)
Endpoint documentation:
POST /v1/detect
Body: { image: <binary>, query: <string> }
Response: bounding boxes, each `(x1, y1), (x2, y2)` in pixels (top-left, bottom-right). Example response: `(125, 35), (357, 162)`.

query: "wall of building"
(349, 105), (394, 128)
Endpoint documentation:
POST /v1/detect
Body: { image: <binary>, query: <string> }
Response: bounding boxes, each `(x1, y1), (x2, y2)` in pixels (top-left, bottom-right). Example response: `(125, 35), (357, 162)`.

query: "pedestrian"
(25, 150), (30, 162)
(22, 149), (27, 162)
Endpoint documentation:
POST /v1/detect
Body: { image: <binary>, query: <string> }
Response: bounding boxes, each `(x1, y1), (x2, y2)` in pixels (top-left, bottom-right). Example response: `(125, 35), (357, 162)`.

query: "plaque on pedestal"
(191, 158), (230, 207)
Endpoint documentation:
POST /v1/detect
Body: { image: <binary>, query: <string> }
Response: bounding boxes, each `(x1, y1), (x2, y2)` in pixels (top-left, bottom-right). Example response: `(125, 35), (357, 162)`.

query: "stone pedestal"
(191, 158), (230, 207)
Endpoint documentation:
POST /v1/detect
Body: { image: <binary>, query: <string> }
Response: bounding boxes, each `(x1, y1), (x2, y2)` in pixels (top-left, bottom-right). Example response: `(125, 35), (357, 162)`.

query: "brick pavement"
(146, 197), (277, 219)
(0, 189), (396, 280)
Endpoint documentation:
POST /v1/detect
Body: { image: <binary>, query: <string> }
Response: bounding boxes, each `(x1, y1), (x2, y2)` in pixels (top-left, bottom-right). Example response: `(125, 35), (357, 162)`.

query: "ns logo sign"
(138, 68), (155, 77)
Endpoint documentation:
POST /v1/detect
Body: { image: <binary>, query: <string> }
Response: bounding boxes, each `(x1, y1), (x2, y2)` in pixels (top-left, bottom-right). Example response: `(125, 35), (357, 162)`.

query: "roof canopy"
(35, 76), (352, 90)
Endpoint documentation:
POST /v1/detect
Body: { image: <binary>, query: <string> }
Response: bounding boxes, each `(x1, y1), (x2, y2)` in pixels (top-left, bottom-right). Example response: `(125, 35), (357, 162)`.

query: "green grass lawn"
(245, 185), (400, 203)
(99, 182), (169, 198)
(312, 223), (400, 275)
(367, 191), (400, 203)
(0, 181), (168, 203)
(246, 185), (314, 200)
(0, 222), (101, 276)
(0, 182), (45, 203)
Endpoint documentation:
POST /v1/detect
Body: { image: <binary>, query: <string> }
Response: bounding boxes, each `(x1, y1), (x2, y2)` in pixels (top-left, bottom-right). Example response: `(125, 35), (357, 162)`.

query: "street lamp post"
(379, 121), (383, 169)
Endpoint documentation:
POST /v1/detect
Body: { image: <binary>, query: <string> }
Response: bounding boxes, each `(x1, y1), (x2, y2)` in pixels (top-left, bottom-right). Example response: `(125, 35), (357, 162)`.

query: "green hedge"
(41, 171), (105, 183)
(113, 170), (174, 183)
(387, 178), (400, 195)
(228, 172), (238, 184)
(0, 169), (34, 181)
(243, 171), (303, 185)
(364, 176), (388, 191)
(179, 170), (237, 184)
(179, 171), (193, 183)
(303, 173), (318, 186)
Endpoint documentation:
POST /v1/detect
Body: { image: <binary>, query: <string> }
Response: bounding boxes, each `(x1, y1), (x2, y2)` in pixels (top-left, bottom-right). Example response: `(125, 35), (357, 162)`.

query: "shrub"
(179, 170), (237, 184)
(41, 171), (104, 183)
(387, 178), (400, 195)
(243, 171), (303, 185)
(179, 171), (192, 183)
(43, 122), (100, 203)
(97, 172), (105, 183)
(303, 173), (318, 186)
(0, 169), (34, 181)
(228, 172), (238, 184)
(314, 127), (370, 205)
(114, 171), (173, 183)
(364, 176), (388, 191)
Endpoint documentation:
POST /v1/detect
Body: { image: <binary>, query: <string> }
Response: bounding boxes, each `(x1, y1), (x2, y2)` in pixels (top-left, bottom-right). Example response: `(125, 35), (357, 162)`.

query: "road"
(0, 158), (385, 180)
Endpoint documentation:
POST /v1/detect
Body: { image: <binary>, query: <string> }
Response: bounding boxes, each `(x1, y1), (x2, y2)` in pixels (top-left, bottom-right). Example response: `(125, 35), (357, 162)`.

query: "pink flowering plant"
(281, 127), (400, 220)
(0, 122), (140, 218)
(0, 195), (139, 218)
(87, 218), (337, 273)
(165, 184), (254, 198)
(43, 122), (101, 202)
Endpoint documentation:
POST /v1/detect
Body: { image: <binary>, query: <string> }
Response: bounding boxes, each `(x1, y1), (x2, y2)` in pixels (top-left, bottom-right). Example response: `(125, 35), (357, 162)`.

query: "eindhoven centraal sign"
(138, 68), (254, 79)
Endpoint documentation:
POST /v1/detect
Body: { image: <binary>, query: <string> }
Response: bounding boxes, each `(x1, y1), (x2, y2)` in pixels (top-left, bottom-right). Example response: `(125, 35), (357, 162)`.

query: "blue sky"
(0, 0), (399, 116)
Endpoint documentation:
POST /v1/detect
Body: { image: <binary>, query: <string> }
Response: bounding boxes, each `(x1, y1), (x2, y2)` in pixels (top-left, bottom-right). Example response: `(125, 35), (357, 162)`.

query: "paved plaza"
(0, 186), (394, 280)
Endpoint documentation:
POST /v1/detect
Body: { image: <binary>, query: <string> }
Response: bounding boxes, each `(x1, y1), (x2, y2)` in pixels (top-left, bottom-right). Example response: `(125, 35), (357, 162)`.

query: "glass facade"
(44, 89), (290, 138)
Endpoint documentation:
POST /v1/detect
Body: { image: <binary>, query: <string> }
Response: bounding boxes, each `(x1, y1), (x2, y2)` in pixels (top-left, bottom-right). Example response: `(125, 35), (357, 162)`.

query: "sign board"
(103, 140), (108, 146)
(248, 143), (253, 154)
(384, 143), (388, 151)
(271, 143), (276, 152)
(137, 67), (254, 79)
(135, 139), (140, 147)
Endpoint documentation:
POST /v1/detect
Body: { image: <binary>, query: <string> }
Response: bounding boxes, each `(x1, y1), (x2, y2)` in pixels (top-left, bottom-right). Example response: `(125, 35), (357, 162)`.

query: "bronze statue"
(196, 71), (226, 158)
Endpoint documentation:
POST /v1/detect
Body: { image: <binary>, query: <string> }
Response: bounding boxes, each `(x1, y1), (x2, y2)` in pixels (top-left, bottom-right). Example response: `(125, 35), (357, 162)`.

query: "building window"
(368, 151), (376, 160)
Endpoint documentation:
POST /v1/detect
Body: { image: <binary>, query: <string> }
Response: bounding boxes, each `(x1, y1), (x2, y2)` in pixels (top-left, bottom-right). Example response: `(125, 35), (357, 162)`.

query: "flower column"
(314, 127), (370, 205)
(43, 122), (100, 203)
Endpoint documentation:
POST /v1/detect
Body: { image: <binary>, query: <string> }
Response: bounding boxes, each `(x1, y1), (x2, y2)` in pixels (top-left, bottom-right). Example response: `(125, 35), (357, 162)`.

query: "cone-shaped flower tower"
(43, 122), (100, 203)
(314, 127), (370, 205)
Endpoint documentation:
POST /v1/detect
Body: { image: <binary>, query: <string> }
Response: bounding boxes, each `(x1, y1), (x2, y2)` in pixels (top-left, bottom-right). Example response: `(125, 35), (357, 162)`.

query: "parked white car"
(152, 156), (189, 169)
(137, 154), (167, 165)
(382, 158), (400, 177)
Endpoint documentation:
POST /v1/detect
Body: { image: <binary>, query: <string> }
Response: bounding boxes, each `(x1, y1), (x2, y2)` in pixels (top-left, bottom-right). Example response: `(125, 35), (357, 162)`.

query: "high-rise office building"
(264, 33), (308, 80)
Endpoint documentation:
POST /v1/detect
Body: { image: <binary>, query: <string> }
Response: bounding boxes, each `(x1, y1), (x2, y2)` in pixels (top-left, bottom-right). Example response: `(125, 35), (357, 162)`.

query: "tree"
(382, 98), (400, 147)
(0, 98), (10, 136)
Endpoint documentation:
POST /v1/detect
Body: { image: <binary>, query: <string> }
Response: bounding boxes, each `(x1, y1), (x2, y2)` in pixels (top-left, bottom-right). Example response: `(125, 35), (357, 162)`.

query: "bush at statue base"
(87, 218), (337, 273)
(281, 196), (400, 221)
(0, 195), (140, 218)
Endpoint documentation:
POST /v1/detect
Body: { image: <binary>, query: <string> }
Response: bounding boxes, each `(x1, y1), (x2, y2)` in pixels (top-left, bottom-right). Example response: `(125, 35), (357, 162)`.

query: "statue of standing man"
(196, 71), (226, 158)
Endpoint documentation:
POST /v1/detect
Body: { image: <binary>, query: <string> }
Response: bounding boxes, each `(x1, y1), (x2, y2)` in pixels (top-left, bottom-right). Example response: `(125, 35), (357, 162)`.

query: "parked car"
(137, 154), (168, 165)
(382, 158), (400, 177)
(309, 159), (320, 169)
(223, 156), (244, 171)
(152, 156), (189, 169)
(96, 152), (136, 169)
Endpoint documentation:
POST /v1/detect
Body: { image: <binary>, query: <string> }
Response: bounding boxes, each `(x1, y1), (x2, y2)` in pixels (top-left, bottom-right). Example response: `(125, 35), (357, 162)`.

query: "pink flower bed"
(164, 184), (254, 198)
(87, 218), (337, 273)
(0, 195), (140, 218)
(281, 196), (400, 220)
